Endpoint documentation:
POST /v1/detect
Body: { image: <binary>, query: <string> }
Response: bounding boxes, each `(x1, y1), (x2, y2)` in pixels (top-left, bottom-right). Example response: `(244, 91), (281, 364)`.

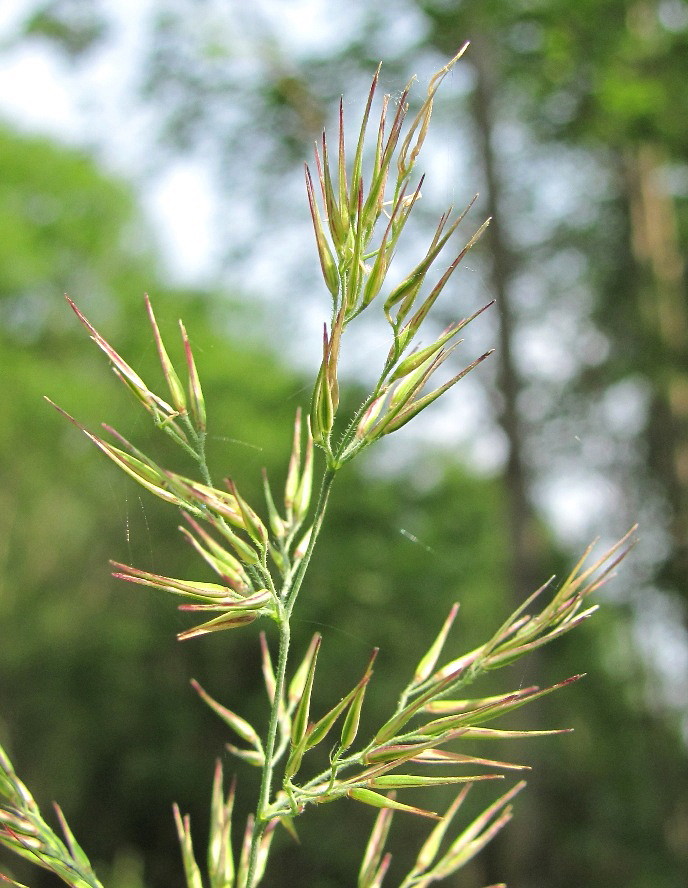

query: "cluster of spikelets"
(0, 526), (633, 888)
(0, 744), (103, 888)
(305, 44), (493, 460)
(1, 45), (637, 888)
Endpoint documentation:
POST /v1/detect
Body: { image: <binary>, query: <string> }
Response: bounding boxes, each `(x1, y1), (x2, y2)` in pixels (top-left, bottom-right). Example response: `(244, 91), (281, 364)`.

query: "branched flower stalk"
(1, 46), (636, 888)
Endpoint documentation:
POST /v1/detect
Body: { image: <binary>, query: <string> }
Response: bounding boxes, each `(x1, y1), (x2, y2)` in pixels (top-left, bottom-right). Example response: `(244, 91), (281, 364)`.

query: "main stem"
(245, 466), (336, 888)
(245, 611), (290, 888)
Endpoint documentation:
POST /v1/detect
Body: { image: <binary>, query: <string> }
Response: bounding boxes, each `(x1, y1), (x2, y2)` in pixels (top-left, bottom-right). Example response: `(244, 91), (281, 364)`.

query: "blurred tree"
(506, 0), (688, 598)
(417, 3), (688, 884)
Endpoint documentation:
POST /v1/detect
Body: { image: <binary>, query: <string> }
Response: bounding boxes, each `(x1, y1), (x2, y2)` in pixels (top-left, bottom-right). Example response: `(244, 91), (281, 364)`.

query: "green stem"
(246, 610), (290, 888)
(245, 467), (336, 887)
(333, 359), (399, 465)
(191, 424), (213, 488)
(285, 467), (336, 615)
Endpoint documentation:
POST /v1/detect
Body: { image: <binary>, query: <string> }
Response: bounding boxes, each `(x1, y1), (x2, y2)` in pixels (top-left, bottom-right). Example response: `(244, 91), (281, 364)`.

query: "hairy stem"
(246, 466), (336, 887)
(246, 608), (290, 888)
(285, 467), (336, 615)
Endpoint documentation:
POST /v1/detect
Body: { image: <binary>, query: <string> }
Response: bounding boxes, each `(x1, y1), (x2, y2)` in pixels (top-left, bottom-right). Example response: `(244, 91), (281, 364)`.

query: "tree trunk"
(469, 34), (544, 602)
(467, 31), (547, 888)
(624, 142), (688, 599)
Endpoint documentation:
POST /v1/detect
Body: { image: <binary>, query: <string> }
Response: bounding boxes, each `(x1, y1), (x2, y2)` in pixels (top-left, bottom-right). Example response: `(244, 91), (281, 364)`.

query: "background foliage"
(1, 2), (687, 887)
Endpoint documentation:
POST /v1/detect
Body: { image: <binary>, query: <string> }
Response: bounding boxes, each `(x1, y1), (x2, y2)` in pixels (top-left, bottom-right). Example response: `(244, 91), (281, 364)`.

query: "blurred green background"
(1, 2), (687, 887)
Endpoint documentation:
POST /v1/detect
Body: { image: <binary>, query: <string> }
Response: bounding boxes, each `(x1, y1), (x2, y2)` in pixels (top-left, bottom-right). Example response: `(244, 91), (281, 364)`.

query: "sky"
(0, 0), (425, 284)
(1, 0), (222, 282)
